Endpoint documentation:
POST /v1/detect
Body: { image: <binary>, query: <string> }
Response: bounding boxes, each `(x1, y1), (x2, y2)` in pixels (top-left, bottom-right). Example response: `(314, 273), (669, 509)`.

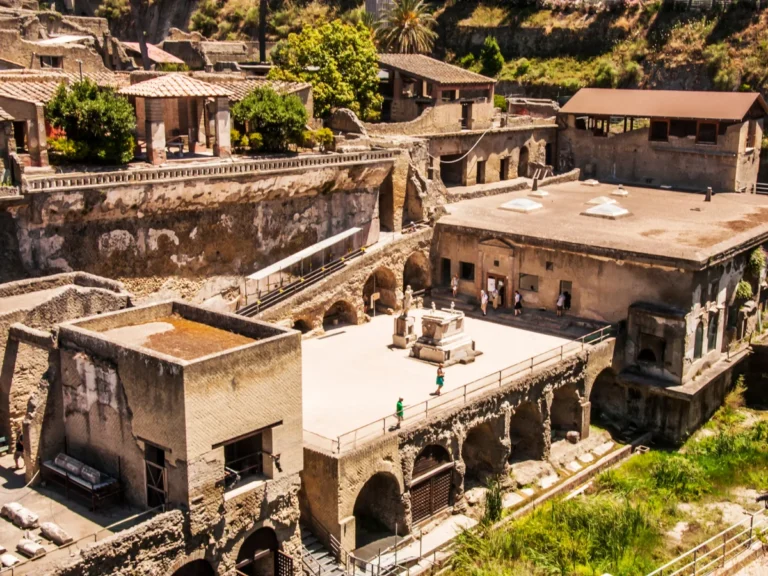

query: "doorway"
(145, 443), (167, 508)
(518, 147), (529, 177)
(476, 160), (486, 184)
(487, 273), (506, 307)
(559, 280), (572, 312)
(441, 258), (451, 286)
(545, 143), (553, 166)
(461, 103), (471, 129)
(500, 158), (509, 181)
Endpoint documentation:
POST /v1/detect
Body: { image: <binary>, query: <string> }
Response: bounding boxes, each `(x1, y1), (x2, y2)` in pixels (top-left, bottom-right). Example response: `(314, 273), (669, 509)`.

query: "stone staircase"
(301, 525), (347, 576)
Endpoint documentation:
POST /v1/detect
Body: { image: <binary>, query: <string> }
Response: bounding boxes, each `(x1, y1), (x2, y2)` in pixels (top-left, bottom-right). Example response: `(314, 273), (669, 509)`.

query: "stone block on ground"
(16, 538), (45, 558)
(40, 522), (73, 545)
(0, 553), (18, 567)
(519, 487), (536, 497)
(510, 460), (555, 488)
(502, 492), (524, 509)
(1, 503), (38, 529)
(566, 431), (580, 444)
(565, 461), (582, 473)
(593, 441), (615, 457)
(578, 453), (595, 464)
(538, 474), (560, 490)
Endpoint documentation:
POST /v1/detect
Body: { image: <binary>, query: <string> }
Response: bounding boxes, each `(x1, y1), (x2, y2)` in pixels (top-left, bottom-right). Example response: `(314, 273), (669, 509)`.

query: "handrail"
(646, 507), (767, 576)
(21, 150), (398, 193)
(304, 324), (615, 455)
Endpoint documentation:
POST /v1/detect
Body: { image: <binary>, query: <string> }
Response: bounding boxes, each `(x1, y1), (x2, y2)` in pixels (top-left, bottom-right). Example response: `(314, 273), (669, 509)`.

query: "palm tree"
(379, 0), (437, 54)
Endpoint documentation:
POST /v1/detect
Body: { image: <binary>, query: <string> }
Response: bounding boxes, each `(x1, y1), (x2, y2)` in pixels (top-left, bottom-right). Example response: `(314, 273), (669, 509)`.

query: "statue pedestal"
(410, 308), (480, 366)
(392, 315), (416, 348)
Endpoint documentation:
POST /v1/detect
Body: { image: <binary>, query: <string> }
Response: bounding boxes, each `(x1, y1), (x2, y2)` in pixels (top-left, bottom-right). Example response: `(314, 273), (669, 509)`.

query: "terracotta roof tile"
(560, 88), (768, 122)
(121, 42), (186, 65)
(0, 81), (61, 104)
(224, 78), (311, 102)
(119, 73), (233, 98)
(63, 71), (131, 89)
(378, 54), (495, 85)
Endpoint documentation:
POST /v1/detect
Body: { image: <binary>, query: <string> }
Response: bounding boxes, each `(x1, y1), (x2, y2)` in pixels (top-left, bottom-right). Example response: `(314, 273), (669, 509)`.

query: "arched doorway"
(403, 252), (431, 293)
(509, 402), (544, 462)
(462, 422), (506, 485)
(236, 527), (279, 576)
(323, 301), (356, 330)
(411, 445), (453, 524)
(550, 383), (581, 439)
(694, 321), (704, 359)
(707, 311), (719, 352)
(518, 147), (529, 178)
(363, 267), (398, 313)
(353, 472), (405, 549)
(590, 368), (625, 429)
(292, 319), (312, 334)
(171, 559), (215, 576)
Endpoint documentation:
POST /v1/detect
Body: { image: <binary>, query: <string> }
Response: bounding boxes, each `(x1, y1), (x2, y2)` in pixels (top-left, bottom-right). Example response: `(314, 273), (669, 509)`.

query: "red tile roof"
(121, 42), (186, 65)
(378, 54), (495, 85)
(119, 74), (233, 98)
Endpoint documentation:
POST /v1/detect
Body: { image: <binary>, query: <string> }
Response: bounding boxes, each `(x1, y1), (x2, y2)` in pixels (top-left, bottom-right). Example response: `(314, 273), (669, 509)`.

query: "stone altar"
(410, 303), (480, 365)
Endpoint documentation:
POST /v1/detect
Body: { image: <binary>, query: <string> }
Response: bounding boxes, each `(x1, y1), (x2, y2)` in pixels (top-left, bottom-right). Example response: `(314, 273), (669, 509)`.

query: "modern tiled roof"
(0, 81), (61, 104)
(378, 54), (495, 85)
(0, 105), (14, 121)
(121, 42), (186, 65)
(224, 78), (311, 102)
(119, 73), (233, 98)
(63, 71), (131, 89)
(560, 88), (768, 122)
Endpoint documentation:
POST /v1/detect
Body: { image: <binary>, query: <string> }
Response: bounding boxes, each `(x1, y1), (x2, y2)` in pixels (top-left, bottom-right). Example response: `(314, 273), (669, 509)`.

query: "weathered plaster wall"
(0, 28), (108, 72)
(559, 117), (763, 193)
(11, 162), (393, 279)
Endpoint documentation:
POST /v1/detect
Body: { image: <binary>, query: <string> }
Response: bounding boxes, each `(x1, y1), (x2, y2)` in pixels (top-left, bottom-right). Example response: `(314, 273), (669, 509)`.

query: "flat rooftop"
(438, 181), (768, 268)
(100, 315), (256, 361)
(302, 309), (574, 441)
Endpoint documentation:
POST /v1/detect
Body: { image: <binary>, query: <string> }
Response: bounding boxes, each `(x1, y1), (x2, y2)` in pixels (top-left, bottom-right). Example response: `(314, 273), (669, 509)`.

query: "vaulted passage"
(411, 445), (454, 524)
(172, 560), (216, 576)
(236, 527), (279, 576)
(551, 383), (582, 439)
(462, 421), (507, 485)
(363, 267), (398, 312)
(353, 472), (405, 549)
(323, 300), (356, 330)
(509, 402), (545, 462)
(590, 368), (625, 429)
(403, 251), (430, 293)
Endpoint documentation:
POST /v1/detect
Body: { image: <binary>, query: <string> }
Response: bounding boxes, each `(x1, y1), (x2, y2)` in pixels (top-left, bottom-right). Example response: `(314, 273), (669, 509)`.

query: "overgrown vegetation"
(451, 383), (768, 576)
(45, 80), (136, 165)
(231, 86), (308, 152)
(736, 279), (754, 300)
(483, 477), (503, 524)
(479, 36), (504, 77)
(269, 20), (382, 119)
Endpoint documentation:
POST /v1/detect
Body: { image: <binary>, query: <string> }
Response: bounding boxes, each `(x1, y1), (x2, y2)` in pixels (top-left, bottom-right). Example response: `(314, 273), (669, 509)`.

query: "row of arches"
(170, 528), (278, 576)
(290, 252), (431, 334)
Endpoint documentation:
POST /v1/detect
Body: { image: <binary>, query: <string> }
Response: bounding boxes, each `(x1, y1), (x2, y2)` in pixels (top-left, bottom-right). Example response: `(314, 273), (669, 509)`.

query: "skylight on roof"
(500, 198), (543, 213)
(612, 185), (629, 197)
(587, 196), (617, 205)
(529, 189), (550, 198)
(582, 203), (630, 220)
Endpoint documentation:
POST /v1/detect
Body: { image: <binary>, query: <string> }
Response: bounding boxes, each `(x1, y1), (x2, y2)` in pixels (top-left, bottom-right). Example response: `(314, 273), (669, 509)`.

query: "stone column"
(578, 400), (591, 440)
(27, 104), (48, 167)
(0, 122), (13, 161)
(186, 98), (198, 155)
(196, 98), (206, 147)
(212, 96), (231, 158)
(144, 97), (166, 165)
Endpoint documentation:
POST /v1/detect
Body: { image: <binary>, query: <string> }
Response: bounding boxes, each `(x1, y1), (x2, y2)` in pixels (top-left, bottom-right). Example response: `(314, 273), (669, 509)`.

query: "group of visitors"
(479, 287), (524, 317)
(556, 291), (572, 316)
(394, 363), (446, 429)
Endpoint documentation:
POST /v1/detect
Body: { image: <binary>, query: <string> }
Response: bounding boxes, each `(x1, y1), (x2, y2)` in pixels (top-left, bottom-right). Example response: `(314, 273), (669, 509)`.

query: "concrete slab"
(538, 474), (560, 490)
(578, 453), (595, 464)
(388, 514), (477, 565)
(565, 461), (582, 473)
(593, 441), (615, 456)
(302, 309), (571, 439)
(519, 488), (536, 497)
(502, 492), (524, 509)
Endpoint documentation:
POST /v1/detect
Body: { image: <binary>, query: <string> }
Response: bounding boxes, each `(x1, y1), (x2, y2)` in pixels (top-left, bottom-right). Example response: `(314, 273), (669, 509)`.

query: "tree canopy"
(231, 86), (308, 152)
(269, 20), (382, 121)
(45, 79), (136, 165)
(379, 0), (437, 55)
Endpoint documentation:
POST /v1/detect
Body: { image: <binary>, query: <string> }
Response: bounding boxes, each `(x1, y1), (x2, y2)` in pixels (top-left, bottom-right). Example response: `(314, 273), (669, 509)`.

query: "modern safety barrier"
(22, 150), (398, 193)
(304, 324), (615, 455)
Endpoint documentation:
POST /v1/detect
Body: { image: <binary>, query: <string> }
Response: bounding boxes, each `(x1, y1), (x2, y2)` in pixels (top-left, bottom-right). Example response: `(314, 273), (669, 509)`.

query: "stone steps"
(301, 526), (347, 576)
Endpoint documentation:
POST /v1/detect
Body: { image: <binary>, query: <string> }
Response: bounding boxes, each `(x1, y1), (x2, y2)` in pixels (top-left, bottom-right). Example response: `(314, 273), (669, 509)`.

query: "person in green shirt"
(395, 397), (404, 429)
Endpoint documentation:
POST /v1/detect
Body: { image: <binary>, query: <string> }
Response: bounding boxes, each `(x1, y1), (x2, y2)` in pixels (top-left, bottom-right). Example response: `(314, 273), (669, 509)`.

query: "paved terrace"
(439, 181), (768, 267)
(302, 309), (598, 452)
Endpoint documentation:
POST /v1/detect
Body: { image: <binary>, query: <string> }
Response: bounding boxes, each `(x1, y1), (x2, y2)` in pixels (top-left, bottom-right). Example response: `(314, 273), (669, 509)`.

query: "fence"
(0, 505), (165, 575)
(304, 325), (615, 455)
(646, 508), (768, 576)
(21, 150), (398, 193)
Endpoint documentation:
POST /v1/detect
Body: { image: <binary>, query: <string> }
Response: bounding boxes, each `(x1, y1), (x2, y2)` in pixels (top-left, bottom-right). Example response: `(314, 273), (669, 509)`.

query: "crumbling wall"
(0, 28), (108, 72)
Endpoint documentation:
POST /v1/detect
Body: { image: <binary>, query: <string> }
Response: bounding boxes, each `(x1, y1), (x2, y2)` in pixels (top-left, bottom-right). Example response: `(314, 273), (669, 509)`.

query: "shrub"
(483, 478), (503, 524)
(594, 59), (619, 88)
(479, 36), (504, 77)
(621, 61), (643, 85)
(48, 136), (90, 162)
(231, 86), (308, 152)
(494, 94), (507, 111)
(95, 0), (129, 22)
(514, 58), (530, 77)
(157, 63), (189, 72)
(248, 132), (263, 152)
(458, 53), (476, 69)
(45, 79), (136, 165)
(650, 455), (708, 499)
(231, 128), (242, 146)
(314, 127), (334, 152)
(302, 130), (317, 149)
(747, 247), (766, 276)
(190, 0), (219, 38)
(735, 279), (753, 300)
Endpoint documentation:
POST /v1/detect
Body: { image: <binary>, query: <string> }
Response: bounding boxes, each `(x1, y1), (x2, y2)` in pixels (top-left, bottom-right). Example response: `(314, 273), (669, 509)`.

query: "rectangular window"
(39, 55), (62, 69)
(224, 432), (263, 489)
(649, 120), (669, 142)
(669, 120), (697, 138)
(460, 261), (475, 281)
(545, 262), (554, 271)
(637, 332), (665, 367)
(519, 273), (539, 292)
(441, 90), (457, 102)
(696, 122), (717, 145)
(575, 117), (587, 130)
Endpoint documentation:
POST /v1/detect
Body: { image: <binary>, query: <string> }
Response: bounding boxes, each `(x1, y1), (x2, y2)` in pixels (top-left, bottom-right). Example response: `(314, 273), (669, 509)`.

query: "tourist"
(451, 274), (459, 298)
(395, 397), (404, 429)
(497, 279), (505, 307)
(432, 364), (445, 396)
(480, 290), (488, 316)
(514, 290), (523, 316)
(13, 432), (23, 470)
(556, 292), (566, 316)
(564, 291), (572, 311)
(492, 287), (500, 310)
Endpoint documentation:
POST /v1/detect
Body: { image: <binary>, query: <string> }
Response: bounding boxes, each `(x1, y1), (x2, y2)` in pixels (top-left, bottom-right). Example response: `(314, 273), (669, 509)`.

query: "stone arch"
(694, 320), (704, 359)
(363, 266), (398, 312)
(590, 368), (624, 428)
(168, 559), (215, 576)
(518, 146), (529, 178)
(236, 526), (279, 576)
(462, 421), (507, 484)
(509, 401), (545, 462)
(550, 383), (582, 439)
(292, 318), (312, 334)
(322, 300), (357, 330)
(352, 471), (406, 549)
(403, 251), (431, 293)
(410, 444), (455, 524)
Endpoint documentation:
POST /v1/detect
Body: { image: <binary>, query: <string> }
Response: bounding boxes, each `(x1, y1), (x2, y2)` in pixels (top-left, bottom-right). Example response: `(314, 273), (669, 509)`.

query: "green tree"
(95, 0), (130, 22)
(231, 86), (308, 152)
(379, 0), (437, 54)
(190, 0), (220, 38)
(479, 36), (504, 77)
(269, 20), (383, 120)
(45, 80), (136, 165)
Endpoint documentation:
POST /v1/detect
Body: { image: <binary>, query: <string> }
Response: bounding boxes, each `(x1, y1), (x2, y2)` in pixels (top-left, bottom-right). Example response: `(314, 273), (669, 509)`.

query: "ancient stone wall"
(0, 28), (107, 72)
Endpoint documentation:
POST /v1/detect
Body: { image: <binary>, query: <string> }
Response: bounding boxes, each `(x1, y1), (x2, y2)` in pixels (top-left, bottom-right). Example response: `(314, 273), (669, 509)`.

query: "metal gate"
(276, 550), (293, 576)
(411, 469), (452, 523)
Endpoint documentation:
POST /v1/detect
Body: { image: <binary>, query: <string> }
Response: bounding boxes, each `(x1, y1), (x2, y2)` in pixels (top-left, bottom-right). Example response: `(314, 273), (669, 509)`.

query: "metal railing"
(647, 508), (767, 576)
(0, 504), (165, 575)
(305, 324), (615, 455)
(22, 150), (398, 193)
